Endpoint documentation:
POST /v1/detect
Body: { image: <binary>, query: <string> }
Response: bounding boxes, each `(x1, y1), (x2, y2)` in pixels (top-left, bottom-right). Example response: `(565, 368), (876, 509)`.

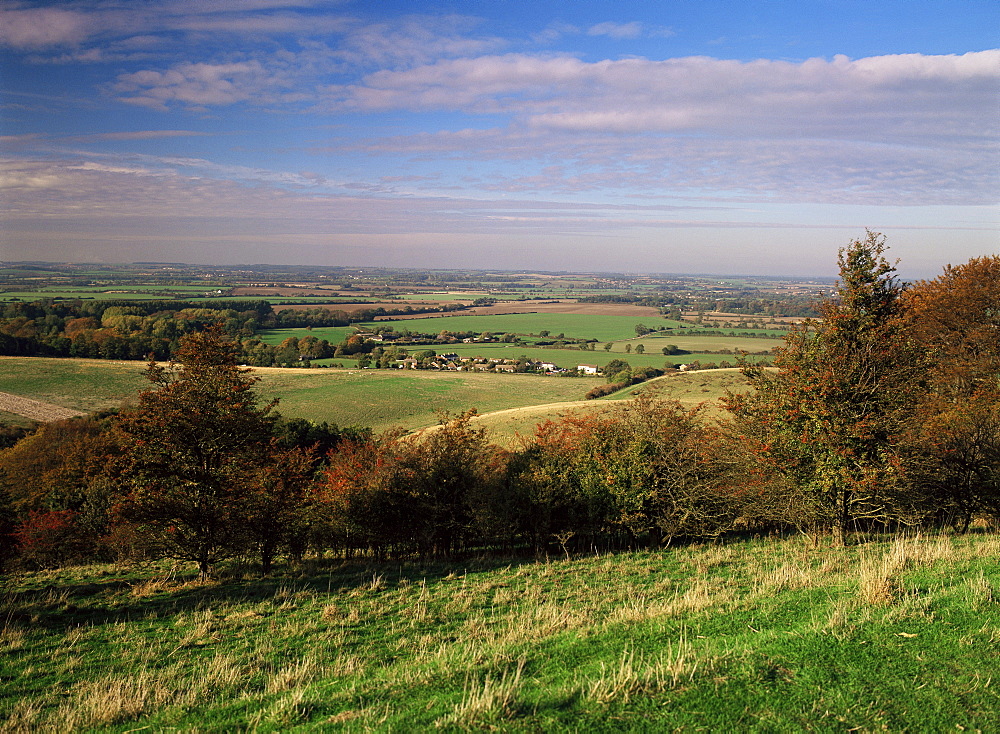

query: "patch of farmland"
(251, 367), (606, 433)
(358, 312), (675, 343)
(467, 368), (752, 446)
(0, 357), (149, 415)
(255, 326), (355, 346)
(0, 391), (86, 422)
(453, 301), (662, 318)
(633, 332), (784, 354)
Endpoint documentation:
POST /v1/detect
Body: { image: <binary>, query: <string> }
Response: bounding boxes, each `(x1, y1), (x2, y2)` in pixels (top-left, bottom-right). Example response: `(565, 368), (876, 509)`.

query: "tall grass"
(1, 532), (998, 731)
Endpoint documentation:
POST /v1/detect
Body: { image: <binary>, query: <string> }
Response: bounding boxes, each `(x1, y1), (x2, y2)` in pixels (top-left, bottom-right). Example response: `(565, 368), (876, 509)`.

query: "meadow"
(255, 327), (356, 347)
(253, 368), (605, 433)
(358, 313), (684, 343)
(2, 532), (997, 731)
(0, 358), (607, 434)
(0, 358), (149, 415)
(460, 369), (754, 447)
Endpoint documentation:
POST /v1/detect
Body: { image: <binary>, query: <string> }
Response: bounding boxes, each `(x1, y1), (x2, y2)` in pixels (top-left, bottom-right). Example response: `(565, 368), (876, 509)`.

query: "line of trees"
(0, 236), (997, 575)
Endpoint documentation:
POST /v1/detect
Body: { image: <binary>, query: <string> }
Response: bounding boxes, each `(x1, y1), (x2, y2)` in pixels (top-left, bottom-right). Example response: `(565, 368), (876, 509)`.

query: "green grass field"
(632, 332), (784, 354)
(0, 358), (149, 414)
(465, 369), (752, 446)
(0, 358), (606, 433)
(3, 532), (997, 731)
(359, 313), (681, 343)
(255, 368), (605, 432)
(255, 327), (356, 346)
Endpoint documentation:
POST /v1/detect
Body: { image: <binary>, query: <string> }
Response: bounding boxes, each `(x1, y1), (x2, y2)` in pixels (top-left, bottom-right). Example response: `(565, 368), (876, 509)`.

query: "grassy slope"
(0, 358), (604, 433)
(466, 369), (752, 447)
(254, 369), (604, 432)
(3, 533), (997, 731)
(0, 358), (149, 414)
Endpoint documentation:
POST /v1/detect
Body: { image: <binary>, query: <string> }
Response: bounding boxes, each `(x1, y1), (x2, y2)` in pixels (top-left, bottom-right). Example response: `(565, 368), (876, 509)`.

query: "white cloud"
(112, 60), (289, 110)
(328, 50), (998, 143)
(587, 22), (644, 40)
(0, 7), (92, 48)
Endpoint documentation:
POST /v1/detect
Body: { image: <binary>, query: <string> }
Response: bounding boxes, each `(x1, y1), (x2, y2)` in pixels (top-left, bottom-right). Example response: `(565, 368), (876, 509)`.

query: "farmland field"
(253, 368), (605, 432)
(3, 533), (997, 731)
(0, 358), (607, 433)
(359, 312), (680, 342)
(466, 369), (752, 446)
(255, 326), (355, 346)
(0, 357), (149, 414)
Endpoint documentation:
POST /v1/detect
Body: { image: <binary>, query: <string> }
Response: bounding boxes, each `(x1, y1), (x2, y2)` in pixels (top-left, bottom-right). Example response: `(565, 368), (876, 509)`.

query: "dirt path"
(0, 391), (86, 422)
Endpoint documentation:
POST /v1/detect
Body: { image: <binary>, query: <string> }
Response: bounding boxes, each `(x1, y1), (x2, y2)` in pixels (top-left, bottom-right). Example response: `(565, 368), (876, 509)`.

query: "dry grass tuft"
(586, 638), (701, 705)
(266, 655), (322, 694)
(52, 669), (175, 730)
(967, 571), (997, 610)
(436, 659), (526, 729)
(0, 624), (28, 653)
(130, 575), (176, 598)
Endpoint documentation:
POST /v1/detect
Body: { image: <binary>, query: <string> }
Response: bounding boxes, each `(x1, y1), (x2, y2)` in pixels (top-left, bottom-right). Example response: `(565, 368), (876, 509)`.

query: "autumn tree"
(901, 256), (1000, 528)
(112, 327), (277, 577)
(243, 445), (316, 573)
(904, 255), (1000, 397)
(517, 396), (737, 551)
(726, 232), (928, 542)
(0, 415), (120, 564)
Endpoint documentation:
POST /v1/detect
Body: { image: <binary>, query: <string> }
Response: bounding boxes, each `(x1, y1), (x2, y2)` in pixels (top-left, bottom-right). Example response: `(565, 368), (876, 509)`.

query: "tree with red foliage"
(113, 326), (277, 577)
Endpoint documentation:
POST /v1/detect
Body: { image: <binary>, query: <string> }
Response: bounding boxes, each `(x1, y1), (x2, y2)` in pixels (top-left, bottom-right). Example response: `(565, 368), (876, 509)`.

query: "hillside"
(3, 532), (997, 730)
(461, 369), (753, 447)
(0, 357), (606, 434)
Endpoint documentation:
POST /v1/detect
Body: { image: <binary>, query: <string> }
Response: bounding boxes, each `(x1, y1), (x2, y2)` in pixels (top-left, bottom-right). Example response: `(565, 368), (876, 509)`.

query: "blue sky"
(1, 0), (997, 277)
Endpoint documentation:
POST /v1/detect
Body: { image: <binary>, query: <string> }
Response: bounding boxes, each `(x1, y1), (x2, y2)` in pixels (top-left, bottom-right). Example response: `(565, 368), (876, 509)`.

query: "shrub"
(14, 510), (92, 569)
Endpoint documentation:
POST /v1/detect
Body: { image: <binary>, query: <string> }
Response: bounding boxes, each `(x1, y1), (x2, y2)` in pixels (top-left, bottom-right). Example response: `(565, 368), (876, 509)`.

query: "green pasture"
(631, 332), (784, 354)
(363, 341), (770, 370)
(469, 369), (752, 446)
(359, 312), (678, 342)
(4, 533), (997, 731)
(255, 369), (604, 432)
(0, 358), (149, 414)
(392, 292), (490, 301)
(0, 285), (224, 300)
(255, 327), (355, 346)
(0, 358), (605, 433)
(0, 291), (173, 301)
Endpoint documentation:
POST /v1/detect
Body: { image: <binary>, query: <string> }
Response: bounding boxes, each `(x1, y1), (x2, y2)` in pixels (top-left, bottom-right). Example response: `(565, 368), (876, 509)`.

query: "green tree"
(113, 327), (278, 577)
(726, 233), (928, 543)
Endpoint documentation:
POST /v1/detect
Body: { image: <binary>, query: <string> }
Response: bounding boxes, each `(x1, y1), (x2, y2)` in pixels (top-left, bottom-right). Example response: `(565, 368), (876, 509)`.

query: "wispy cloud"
(587, 22), (644, 40)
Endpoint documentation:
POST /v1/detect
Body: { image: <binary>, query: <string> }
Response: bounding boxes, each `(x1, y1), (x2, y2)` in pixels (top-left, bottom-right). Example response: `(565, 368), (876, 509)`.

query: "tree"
(726, 233), (928, 542)
(244, 445), (317, 573)
(516, 396), (737, 551)
(635, 344), (645, 354)
(901, 256), (1000, 528)
(904, 256), (1000, 397)
(112, 327), (277, 577)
